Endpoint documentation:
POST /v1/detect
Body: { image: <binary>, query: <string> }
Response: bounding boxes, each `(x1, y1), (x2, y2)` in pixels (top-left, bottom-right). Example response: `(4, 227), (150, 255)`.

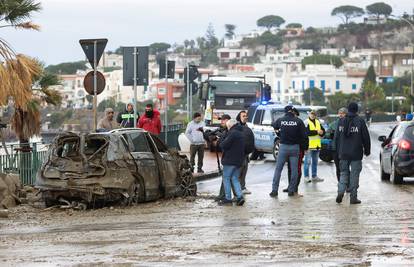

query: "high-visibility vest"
(306, 118), (322, 149)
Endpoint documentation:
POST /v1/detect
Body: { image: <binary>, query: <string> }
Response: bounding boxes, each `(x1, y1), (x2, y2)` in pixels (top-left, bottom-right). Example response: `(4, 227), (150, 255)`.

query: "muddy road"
(1, 123), (414, 266)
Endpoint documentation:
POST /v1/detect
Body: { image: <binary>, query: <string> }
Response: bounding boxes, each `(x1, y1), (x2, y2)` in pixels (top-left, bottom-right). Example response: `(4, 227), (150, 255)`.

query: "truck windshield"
(210, 81), (259, 94)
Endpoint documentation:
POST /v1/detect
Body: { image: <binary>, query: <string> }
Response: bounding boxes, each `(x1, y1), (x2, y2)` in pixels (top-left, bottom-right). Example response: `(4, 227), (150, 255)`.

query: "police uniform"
(270, 106), (308, 196)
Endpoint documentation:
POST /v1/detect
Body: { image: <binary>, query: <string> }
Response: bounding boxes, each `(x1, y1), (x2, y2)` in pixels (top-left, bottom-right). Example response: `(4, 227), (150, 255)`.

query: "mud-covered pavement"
(1, 123), (414, 266)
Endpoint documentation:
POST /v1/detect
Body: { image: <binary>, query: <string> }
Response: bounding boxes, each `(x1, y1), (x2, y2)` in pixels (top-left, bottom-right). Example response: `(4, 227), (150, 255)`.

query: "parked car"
(247, 102), (331, 161)
(36, 128), (196, 207)
(379, 121), (414, 184)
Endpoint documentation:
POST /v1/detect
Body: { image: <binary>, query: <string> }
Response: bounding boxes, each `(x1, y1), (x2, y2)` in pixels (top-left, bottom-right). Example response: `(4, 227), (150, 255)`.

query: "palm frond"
(0, 0), (41, 26)
(14, 21), (40, 30)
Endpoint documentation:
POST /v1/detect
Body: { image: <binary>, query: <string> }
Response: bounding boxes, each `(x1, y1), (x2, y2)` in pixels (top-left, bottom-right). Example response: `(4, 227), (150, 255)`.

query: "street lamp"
(390, 15), (414, 113)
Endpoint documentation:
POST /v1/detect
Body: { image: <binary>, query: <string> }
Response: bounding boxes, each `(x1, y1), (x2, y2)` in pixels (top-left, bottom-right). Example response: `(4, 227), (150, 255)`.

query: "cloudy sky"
(3, 0), (413, 65)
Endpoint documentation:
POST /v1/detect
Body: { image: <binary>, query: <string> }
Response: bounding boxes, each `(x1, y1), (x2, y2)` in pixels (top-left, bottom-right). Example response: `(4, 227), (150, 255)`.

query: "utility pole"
(164, 57), (168, 144)
(133, 47), (138, 128)
(93, 40), (97, 131)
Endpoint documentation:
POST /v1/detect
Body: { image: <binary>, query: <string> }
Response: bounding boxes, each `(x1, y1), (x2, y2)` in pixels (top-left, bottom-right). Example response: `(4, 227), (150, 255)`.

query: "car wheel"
(390, 160), (403, 184)
(380, 158), (390, 181)
(177, 156), (197, 197)
(127, 176), (146, 205)
(272, 139), (280, 160)
(319, 149), (333, 163)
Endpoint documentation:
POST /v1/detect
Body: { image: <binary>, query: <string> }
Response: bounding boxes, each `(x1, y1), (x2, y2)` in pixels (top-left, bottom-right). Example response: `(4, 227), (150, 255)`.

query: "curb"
(194, 170), (222, 182)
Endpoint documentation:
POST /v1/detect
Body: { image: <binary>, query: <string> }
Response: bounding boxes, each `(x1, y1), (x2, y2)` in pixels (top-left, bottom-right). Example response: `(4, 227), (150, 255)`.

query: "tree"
(360, 81), (385, 110)
(257, 15), (285, 31)
(286, 23), (302, 28)
(363, 65), (377, 86)
(331, 5), (365, 25)
(327, 92), (361, 113)
(303, 88), (325, 106)
(149, 42), (171, 55)
(224, 24), (236, 39)
(45, 61), (87, 74)
(301, 54), (343, 68)
(366, 2), (392, 23)
(258, 31), (283, 54)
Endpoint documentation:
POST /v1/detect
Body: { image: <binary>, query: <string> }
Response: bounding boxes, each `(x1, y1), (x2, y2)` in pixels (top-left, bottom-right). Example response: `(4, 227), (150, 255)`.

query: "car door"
(148, 134), (178, 198)
(123, 132), (161, 201)
(251, 109), (269, 152)
(382, 126), (400, 172)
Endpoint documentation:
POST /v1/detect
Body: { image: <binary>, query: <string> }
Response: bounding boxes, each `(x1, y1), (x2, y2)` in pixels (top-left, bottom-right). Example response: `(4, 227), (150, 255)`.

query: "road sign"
(123, 46), (149, 86)
(79, 39), (108, 68)
(83, 71), (106, 95)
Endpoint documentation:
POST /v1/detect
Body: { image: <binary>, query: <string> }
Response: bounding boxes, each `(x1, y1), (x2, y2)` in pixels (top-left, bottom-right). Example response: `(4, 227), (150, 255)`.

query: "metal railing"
(0, 143), (49, 185)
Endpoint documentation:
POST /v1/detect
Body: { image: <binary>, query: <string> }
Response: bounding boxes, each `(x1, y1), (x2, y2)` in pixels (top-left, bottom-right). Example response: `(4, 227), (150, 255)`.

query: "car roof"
(256, 104), (312, 111)
(109, 128), (147, 134)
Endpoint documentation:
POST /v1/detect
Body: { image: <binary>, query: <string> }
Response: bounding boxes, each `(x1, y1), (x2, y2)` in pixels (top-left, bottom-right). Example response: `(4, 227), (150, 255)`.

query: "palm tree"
(0, 0), (43, 146)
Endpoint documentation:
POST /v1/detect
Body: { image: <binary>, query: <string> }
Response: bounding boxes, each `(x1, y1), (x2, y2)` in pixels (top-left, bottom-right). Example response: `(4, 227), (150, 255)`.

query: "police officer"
(335, 102), (371, 204)
(270, 105), (308, 197)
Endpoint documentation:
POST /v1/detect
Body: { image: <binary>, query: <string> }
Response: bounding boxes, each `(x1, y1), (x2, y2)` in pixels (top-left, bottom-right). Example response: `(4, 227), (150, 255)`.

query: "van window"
(253, 110), (263, 124)
(262, 110), (272, 125)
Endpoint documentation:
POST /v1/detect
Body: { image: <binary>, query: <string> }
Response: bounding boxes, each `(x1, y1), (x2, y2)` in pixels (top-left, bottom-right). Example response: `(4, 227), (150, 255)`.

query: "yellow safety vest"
(306, 118), (321, 149)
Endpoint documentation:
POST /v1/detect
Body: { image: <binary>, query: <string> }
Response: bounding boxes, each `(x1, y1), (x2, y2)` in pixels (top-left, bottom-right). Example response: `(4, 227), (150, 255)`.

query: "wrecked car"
(35, 128), (196, 207)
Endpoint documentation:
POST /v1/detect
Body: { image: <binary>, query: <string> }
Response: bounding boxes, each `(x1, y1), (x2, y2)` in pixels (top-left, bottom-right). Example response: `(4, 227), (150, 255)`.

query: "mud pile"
(0, 173), (21, 209)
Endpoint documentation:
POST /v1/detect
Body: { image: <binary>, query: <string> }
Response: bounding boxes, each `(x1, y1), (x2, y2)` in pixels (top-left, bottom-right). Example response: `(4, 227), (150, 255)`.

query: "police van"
(247, 102), (329, 160)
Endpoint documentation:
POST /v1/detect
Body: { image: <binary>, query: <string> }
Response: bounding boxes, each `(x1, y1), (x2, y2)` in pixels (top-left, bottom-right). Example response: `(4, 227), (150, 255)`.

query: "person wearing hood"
(270, 105), (308, 198)
(218, 119), (245, 206)
(235, 110), (255, 194)
(117, 102), (140, 128)
(138, 103), (162, 135)
(334, 102), (370, 205)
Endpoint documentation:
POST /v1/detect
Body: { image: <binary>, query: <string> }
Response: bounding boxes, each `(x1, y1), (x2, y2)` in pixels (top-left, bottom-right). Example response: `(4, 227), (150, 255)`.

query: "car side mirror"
(378, 136), (387, 142)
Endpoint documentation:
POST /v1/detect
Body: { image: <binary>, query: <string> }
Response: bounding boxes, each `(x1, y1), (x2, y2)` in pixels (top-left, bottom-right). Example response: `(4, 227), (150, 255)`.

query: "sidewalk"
(181, 150), (222, 181)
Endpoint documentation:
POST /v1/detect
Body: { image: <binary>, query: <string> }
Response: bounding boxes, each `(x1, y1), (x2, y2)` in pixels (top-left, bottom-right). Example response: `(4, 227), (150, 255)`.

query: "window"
(402, 59), (407, 65)
(236, 52), (240, 58)
(404, 126), (414, 141)
(310, 80), (315, 89)
(220, 52), (229, 58)
(77, 80), (81, 88)
(253, 110), (264, 124)
(336, 80), (340, 90)
(123, 132), (150, 152)
(320, 80), (325, 91)
(261, 110), (272, 125)
(302, 80), (305, 90)
(277, 81), (281, 93)
(150, 134), (168, 153)
(352, 83), (357, 90)
(292, 81), (295, 89)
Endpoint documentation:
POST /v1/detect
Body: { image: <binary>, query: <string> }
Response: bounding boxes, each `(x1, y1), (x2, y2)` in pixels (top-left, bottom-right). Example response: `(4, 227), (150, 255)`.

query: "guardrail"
(0, 143), (49, 185)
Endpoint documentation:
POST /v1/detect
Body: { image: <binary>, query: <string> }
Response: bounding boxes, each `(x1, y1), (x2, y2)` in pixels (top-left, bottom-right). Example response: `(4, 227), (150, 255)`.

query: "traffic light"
(159, 60), (175, 79)
(184, 65), (199, 95)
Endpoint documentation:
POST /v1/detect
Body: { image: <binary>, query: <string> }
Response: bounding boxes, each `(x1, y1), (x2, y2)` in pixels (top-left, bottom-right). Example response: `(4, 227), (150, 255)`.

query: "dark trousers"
(238, 156), (249, 190)
(333, 152), (340, 182)
(287, 150), (305, 192)
(190, 144), (204, 171)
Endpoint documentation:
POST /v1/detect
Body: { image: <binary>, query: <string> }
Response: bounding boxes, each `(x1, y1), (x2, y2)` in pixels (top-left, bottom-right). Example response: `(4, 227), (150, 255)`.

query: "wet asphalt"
(0, 122), (413, 266)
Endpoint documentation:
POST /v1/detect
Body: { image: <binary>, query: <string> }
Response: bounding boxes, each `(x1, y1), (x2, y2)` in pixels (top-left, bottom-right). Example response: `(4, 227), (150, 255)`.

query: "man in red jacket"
(138, 104), (162, 135)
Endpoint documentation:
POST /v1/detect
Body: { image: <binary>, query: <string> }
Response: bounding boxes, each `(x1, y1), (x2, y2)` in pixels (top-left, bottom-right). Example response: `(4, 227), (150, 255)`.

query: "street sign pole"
(133, 47), (138, 128)
(164, 57), (168, 144)
(187, 64), (190, 121)
(93, 40), (97, 131)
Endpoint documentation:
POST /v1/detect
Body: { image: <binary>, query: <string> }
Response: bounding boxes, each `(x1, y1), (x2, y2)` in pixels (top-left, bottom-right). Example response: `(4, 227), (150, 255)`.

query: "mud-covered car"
(36, 128), (196, 207)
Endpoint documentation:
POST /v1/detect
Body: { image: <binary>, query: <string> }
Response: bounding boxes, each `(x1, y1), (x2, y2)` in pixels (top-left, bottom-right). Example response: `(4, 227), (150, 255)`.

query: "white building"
(217, 47), (253, 63)
(262, 49), (313, 64)
(98, 52), (123, 69)
(320, 48), (346, 56)
(273, 64), (365, 103)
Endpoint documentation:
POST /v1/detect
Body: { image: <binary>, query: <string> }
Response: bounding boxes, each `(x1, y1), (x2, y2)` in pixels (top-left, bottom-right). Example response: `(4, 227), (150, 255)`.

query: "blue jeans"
(304, 150), (319, 178)
(272, 144), (300, 193)
(222, 165), (243, 201)
(338, 160), (362, 200)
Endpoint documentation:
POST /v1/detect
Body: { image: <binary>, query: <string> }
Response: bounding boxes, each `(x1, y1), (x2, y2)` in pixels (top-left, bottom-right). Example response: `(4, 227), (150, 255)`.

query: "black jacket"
(334, 112), (371, 160)
(238, 122), (255, 155)
(116, 109), (140, 128)
(272, 112), (308, 149)
(219, 125), (245, 167)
